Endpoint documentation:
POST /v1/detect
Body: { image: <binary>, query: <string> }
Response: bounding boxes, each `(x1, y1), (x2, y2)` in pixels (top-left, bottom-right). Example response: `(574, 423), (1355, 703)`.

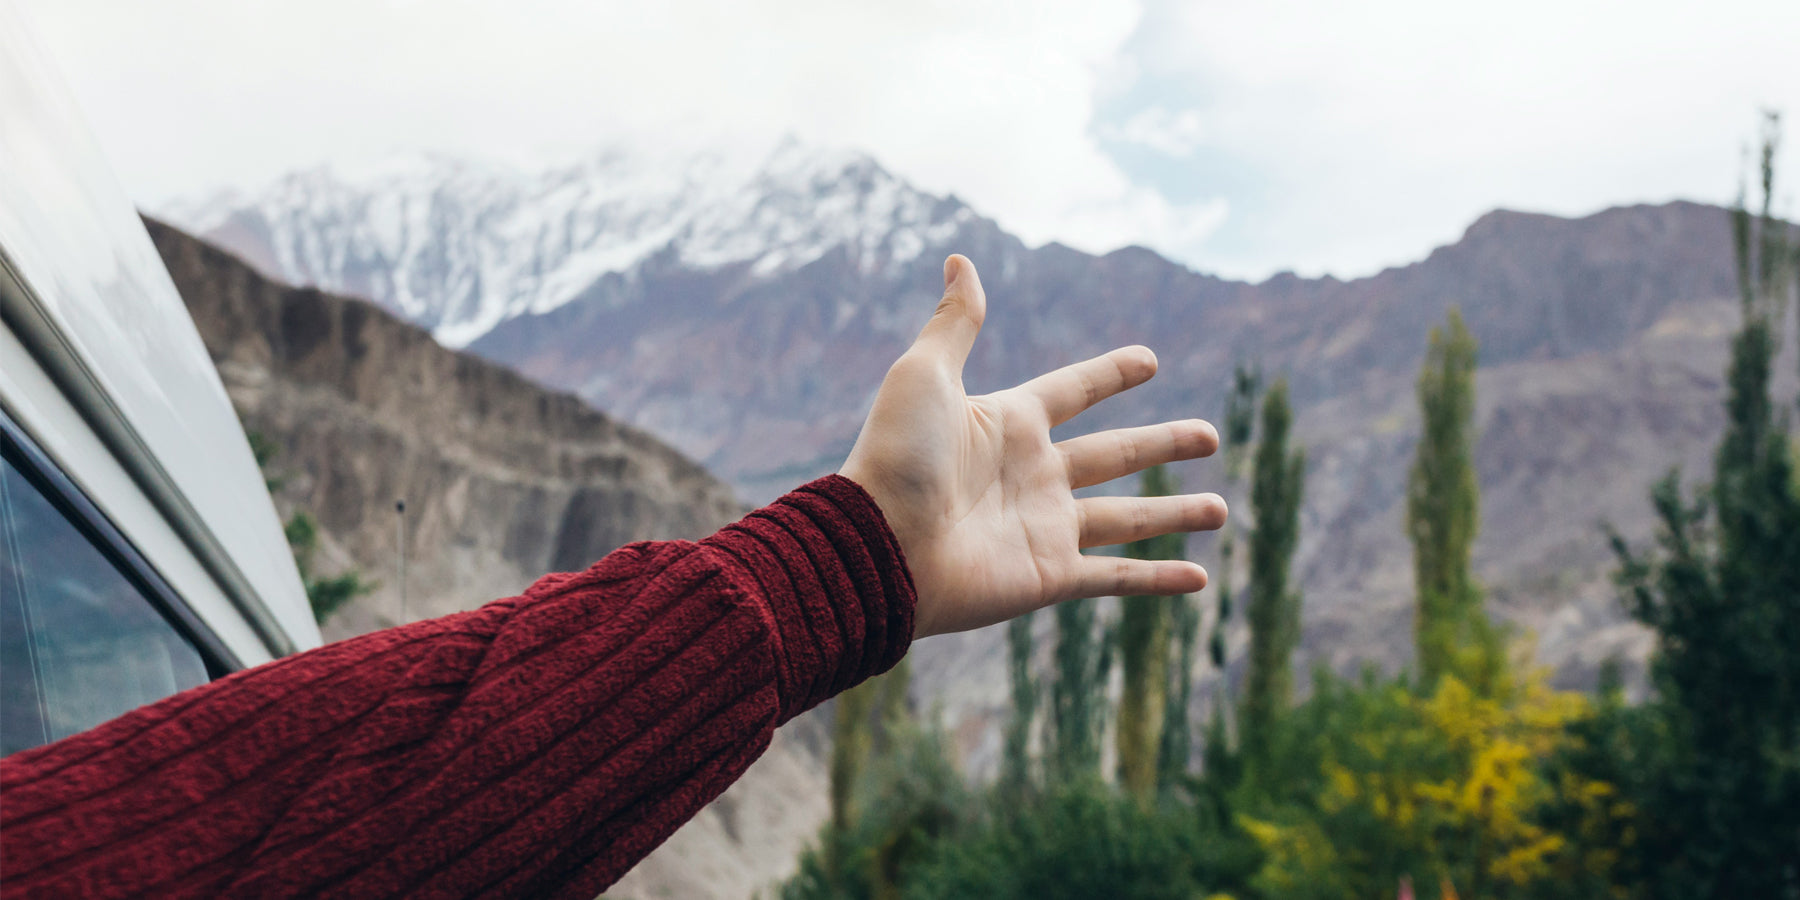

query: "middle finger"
(1059, 419), (1219, 489)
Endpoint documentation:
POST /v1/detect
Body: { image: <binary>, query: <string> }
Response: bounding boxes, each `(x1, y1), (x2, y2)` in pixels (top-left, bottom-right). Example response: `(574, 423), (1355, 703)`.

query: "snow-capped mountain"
(163, 140), (975, 348)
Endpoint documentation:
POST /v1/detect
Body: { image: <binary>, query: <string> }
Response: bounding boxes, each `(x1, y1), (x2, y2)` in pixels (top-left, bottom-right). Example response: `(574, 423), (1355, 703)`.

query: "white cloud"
(1118, 0), (1800, 278)
(16, 0), (1226, 266)
(15, 0), (1799, 281)
(1099, 107), (1206, 157)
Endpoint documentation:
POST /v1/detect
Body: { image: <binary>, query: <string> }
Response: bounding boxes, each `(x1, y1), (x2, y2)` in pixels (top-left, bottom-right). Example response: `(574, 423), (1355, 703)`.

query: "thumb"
(912, 254), (986, 375)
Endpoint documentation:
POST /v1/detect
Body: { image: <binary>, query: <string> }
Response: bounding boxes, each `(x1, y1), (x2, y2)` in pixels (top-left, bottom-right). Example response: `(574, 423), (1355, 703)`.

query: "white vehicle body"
(1, 4), (318, 754)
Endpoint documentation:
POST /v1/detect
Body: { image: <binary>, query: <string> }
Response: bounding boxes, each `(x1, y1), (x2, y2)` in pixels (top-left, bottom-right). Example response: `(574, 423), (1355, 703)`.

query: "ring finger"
(1058, 419), (1219, 490)
(1077, 494), (1228, 548)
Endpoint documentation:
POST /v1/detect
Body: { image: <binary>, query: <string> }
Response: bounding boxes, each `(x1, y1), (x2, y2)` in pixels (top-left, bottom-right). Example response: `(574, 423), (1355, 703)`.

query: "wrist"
(835, 465), (934, 639)
(708, 475), (917, 719)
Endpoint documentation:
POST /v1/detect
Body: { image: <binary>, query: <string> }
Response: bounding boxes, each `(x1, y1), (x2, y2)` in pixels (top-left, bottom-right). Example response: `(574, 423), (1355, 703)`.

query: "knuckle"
(1078, 368), (1102, 409)
(1059, 445), (1080, 480)
(934, 289), (982, 328)
(1115, 431), (1140, 469)
(961, 289), (986, 327)
(1160, 423), (1183, 457)
(934, 292), (961, 318)
(1104, 357), (1128, 395)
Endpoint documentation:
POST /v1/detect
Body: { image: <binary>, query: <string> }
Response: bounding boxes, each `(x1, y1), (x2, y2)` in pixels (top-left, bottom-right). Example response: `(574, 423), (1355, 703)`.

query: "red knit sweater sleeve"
(0, 475), (913, 899)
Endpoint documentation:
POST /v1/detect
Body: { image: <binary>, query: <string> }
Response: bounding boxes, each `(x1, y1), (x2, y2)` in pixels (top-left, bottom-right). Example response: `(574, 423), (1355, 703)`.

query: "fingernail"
(944, 255), (961, 289)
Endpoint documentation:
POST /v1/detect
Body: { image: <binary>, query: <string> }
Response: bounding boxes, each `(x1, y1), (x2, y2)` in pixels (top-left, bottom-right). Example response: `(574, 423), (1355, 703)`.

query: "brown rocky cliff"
(147, 215), (742, 631)
(146, 217), (826, 899)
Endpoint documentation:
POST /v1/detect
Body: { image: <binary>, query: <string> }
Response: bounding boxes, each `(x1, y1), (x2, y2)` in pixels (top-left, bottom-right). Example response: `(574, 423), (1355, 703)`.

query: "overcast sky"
(17, 0), (1800, 281)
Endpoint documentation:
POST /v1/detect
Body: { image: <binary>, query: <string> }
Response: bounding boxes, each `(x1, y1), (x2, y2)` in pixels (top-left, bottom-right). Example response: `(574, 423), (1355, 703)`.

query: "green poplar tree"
(875, 659), (914, 751)
(827, 678), (878, 886)
(1406, 307), (1502, 694)
(1212, 364), (1262, 671)
(1611, 111), (1800, 898)
(1049, 593), (1111, 781)
(1202, 364), (1262, 767)
(1000, 613), (1036, 804)
(1240, 379), (1305, 763)
(825, 658), (915, 892)
(1116, 464), (1183, 802)
(1157, 589), (1200, 792)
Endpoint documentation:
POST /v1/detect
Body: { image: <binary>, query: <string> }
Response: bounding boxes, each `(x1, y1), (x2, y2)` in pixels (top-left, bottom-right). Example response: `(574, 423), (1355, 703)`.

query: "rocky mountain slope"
(170, 149), (1754, 785)
(147, 217), (830, 900)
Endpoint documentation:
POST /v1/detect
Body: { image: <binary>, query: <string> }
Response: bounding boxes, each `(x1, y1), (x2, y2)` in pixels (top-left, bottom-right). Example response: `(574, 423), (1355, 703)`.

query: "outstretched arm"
(0, 481), (912, 900)
(0, 256), (1223, 899)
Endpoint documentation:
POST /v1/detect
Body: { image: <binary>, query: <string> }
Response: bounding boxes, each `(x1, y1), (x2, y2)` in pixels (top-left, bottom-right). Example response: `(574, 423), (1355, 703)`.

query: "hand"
(840, 255), (1227, 639)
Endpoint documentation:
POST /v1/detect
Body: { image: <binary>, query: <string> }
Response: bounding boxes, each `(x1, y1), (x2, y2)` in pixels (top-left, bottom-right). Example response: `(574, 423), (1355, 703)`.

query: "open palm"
(840, 255), (1227, 638)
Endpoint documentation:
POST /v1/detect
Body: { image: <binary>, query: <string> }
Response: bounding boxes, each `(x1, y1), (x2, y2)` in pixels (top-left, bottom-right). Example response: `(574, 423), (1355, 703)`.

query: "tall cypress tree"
(874, 657), (913, 751)
(1157, 588), (1200, 792)
(1406, 308), (1501, 694)
(1116, 464), (1183, 801)
(827, 658), (911, 887)
(1212, 367), (1261, 669)
(1612, 112), (1800, 898)
(1000, 613), (1036, 804)
(1240, 379), (1305, 762)
(827, 678), (877, 885)
(1191, 364), (1261, 777)
(1206, 364), (1261, 746)
(1049, 593), (1110, 780)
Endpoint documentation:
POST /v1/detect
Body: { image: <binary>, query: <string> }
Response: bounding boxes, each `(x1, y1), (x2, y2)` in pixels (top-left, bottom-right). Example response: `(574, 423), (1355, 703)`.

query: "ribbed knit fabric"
(0, 475), (913, 899)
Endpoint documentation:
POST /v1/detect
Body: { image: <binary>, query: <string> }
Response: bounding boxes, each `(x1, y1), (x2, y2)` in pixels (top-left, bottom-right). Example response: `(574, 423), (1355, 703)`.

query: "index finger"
(1019, 346), (1158, 427)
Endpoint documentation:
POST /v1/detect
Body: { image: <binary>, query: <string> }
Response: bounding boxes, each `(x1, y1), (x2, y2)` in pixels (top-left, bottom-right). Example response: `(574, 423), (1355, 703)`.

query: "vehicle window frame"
(1, 404), (241, 683)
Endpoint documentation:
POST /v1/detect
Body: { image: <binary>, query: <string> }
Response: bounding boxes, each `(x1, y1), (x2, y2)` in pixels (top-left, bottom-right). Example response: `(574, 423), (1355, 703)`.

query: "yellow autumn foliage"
(1243, 665), (1616, 898)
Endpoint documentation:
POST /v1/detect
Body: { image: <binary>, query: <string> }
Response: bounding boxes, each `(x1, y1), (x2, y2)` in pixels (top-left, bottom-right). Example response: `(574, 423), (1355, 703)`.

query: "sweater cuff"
(703, 475), (916, 723)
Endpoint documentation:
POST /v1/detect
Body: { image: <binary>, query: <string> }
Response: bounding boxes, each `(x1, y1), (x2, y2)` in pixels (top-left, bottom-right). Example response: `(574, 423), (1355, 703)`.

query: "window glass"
(1, 451), (208, 756)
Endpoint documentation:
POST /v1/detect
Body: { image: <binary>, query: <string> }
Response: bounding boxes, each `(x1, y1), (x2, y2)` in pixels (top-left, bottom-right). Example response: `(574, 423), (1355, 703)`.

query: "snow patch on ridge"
(161, 139), (974, 348)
